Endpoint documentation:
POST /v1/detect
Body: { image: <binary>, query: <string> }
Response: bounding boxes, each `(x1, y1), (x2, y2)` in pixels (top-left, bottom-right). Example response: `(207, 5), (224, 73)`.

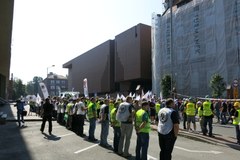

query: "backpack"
(116, 102), (130, 122)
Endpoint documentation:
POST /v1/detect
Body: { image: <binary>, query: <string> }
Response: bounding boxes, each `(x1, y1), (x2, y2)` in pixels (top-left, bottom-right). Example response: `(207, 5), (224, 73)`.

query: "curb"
(6, 118), (57, 122)
(150, 125), (240, 151)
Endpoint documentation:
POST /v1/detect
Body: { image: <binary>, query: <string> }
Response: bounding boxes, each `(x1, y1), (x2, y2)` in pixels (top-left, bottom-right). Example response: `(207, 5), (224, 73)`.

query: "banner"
(39, 82), (49, 99)
(83, 78), (89, 98)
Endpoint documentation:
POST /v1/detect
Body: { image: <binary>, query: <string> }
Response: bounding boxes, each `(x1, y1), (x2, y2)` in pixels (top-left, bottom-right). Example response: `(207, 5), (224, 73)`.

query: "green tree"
(33, 76), (43, 95)
(210, 73), (226, 98)
(26, 81), (34, 95)
(26, 76), (43, 95)
(12, 78), (26, 100)
(161, 75), (172, 98)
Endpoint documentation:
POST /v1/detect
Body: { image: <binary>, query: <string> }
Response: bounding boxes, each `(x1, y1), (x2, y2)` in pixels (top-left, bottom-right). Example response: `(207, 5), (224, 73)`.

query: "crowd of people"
(15, 94), (240, 160)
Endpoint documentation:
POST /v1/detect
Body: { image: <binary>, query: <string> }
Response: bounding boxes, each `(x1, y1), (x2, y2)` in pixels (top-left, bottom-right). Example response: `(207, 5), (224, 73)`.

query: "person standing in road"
(15, 98), (26, 127)
(135, 101), (150, 160)
(87, 97), (98, 142)
(201, 96), (214, 137)
(110, 101), (121, 153)
(186, 98), (196, 132)
(75, 97), (87, 137)
(197, 101), (204, 133)
(40, 98), (54, 135)
(118, 96), (134, 158)
(232, 102), (240, 145)
(99, 99), (111, 148)
(158, 98), (179, 160)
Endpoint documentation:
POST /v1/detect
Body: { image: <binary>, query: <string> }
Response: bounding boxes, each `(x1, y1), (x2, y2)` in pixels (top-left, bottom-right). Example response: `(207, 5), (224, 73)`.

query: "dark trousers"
(113, 126), (121, 152)
(57, 113), (64, 124)
(235, 125), (240, 144)
(67, 115), (73, 130)
(88, 118), (96, 140)
(79, 115), (85, 136)
(182, 112), (187, 129)
(72, 115), (77, 132)
(75, 115), (85, 136)
(220, 112), (227, 124)
(158, 132), (176, 160)
(17, 110), (24, 126)
(136, 132), (149, 160)
(40, 115), (52, 133)
(203, 116), (213, 136)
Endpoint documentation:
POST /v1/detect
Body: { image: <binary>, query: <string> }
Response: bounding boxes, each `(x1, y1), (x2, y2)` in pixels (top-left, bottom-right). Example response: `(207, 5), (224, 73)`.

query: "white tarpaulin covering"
(152, 0), (240, 97)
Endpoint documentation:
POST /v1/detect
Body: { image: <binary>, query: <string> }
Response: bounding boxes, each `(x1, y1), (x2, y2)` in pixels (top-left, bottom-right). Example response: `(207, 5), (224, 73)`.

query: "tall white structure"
(152, 0), (240, 97)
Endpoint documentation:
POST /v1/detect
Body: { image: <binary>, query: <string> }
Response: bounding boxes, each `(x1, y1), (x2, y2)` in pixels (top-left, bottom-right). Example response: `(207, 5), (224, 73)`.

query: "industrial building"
(0, 0), (14, 102)
(63, 23), (151, 96)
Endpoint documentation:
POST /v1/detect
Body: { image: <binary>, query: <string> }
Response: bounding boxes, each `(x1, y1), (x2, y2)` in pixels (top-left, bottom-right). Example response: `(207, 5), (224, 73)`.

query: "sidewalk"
(0, 103), (42, 122)
(151, 120), (240, 151)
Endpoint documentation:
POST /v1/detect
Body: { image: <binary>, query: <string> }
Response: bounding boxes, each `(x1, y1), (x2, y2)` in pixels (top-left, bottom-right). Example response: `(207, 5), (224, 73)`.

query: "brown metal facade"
(63, 40), (115, 95)
(64, 23), (152, 95)
(115, 24), (152, 92)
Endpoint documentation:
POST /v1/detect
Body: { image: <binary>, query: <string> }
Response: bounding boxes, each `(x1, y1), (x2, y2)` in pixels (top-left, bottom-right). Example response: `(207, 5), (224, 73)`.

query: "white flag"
(36, 94), (42, 105)
(83, 78), (89, 98)
(39, 82), (49, 99)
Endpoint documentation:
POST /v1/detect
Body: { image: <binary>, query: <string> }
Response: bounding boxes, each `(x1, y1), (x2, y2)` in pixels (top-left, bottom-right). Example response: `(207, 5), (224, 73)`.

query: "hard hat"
(234, 102), (240, 108)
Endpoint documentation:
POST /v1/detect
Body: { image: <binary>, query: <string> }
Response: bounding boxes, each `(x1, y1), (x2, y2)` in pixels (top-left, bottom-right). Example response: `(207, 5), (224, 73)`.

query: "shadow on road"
(42, 133), (61, 141)
(0, 104), (33, 160)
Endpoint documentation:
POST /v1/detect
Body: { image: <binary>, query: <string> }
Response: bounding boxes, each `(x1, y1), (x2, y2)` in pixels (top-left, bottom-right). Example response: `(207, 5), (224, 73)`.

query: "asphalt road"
(0, 121), (239, 160)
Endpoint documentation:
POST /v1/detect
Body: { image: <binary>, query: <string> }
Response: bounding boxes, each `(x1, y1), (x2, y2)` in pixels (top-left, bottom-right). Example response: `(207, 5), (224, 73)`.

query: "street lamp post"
(47, 65), (55, 78)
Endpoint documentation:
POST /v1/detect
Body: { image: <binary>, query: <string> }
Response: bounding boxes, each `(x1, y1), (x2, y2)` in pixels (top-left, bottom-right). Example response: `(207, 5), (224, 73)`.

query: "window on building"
(51, 80), (55, 84)
(50, 85), (55, 89)
(56, 80), (60, 84)
(62, 86), (66, 89)
(61, 80), (65, 84)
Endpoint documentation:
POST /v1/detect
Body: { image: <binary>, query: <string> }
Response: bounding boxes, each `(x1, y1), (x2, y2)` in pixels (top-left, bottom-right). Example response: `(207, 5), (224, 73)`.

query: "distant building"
(43, 72), (68, 96)
(0, 0), (14, 100)
(63, 23), (152, 96)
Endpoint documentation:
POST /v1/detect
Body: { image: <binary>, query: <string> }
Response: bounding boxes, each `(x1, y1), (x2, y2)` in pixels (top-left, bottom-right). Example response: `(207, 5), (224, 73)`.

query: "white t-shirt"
(76, 101), (86, 115)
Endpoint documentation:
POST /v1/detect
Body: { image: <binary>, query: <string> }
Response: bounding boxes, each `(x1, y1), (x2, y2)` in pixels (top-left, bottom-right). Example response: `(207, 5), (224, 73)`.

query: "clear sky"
(10, 0), (164, 84)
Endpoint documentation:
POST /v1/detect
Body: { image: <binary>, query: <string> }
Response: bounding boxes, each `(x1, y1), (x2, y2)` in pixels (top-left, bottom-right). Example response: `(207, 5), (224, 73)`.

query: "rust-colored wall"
(115, 23), (151, 82)
(63, 40), (115, 95)
(64, 24), (152, 95)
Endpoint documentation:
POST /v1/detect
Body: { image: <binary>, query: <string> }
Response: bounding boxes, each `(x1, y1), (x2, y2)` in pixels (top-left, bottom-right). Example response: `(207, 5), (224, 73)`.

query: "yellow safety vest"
(109, 103), (114, 112)
(233, 109), (240, 125)
(155, 103), (161, 114)
(186, 102), (196, 116)
(198, 106), (203, 117)
(110, 108), (121, 127)
(135, 109), (150, 133)
(87, 102), (96, 119)
(203, 101), (212, 116)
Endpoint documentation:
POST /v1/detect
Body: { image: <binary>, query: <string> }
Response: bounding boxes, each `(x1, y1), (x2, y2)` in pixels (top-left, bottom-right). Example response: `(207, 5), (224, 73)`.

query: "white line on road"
(175, 146), (223, 154)
(58, 133), (75, 137)
(147, 154), (157, 160)
(74, 144), (99, 154)
(108, 138), (157, 160)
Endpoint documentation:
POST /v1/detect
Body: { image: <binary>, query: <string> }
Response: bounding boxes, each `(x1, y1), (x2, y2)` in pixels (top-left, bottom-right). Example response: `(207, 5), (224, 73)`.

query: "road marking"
(107, 139), (157, 160)
(58, 133), (75, 137)
(175, 146), (222, 154)
(74, 144), (99, 154)
(147, 155), (157, 160)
